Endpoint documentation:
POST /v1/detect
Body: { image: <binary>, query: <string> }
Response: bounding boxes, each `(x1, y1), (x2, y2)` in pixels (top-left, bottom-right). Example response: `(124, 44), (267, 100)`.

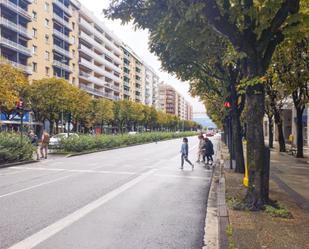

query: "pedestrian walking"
(180, 137), (194, 170)
(202, 137), (214, 165)
(40, 130), (50, 159)
(196, 134), (205, 162)
(28, 130), (40, 160)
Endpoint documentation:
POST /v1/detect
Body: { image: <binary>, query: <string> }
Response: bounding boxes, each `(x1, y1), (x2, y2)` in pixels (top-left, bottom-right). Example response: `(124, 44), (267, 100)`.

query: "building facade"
(0, 0), (161, 105)
(121, 44), (145, 103)
(78, 4), (122, 101)
(158, 83), (193, 120)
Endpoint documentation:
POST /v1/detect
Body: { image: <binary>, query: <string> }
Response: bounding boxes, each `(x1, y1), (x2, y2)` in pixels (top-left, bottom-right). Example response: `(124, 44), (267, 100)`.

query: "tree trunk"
(230, 81), (245, 173)
(268, 116), (274, 148)
(244, 83), (266, 210)
(277, 122), (286, 152)
(296, 107), (304, 158)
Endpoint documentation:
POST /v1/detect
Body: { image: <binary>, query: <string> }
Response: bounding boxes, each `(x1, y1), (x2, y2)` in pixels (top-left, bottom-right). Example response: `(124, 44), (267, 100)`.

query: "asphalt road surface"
(0, 136), (217, 249)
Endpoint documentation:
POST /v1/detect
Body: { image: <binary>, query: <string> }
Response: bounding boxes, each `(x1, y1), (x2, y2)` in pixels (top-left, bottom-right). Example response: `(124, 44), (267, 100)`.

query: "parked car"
(49, 133), (79, 147)
(128, 131), (138, 135)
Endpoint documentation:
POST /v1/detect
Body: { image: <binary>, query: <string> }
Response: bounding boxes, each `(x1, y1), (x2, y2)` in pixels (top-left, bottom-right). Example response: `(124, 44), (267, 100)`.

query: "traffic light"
(224, 101), (231, 108)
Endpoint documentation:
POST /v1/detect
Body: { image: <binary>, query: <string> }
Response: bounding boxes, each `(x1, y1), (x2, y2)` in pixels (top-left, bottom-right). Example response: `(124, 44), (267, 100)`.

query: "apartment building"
(144, 64), (159, 107)
(27, 0), (80, 85)
(158, 83), (193, 120)
(122, 44), (145, 103)
(0, 0), (33, 74)
(78, 4), (122, 101)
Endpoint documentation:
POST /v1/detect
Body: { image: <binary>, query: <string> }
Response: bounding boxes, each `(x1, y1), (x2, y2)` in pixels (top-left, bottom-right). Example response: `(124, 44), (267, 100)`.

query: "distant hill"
(193, 116), (217, 129)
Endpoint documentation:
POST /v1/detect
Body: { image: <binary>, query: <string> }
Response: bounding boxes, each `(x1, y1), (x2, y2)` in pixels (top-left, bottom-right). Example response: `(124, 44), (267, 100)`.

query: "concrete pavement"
(0, 136), (216, 249)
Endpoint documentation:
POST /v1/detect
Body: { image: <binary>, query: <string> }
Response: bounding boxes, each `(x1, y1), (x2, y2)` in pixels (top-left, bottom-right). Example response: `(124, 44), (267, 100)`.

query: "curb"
(0, 160), (38, 169)
(203, 140), (229, 249)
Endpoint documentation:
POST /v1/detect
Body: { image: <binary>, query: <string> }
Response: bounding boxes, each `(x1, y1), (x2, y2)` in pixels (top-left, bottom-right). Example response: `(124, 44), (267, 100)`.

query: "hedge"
(58, 132), (197, 153)
(0, 132), (34, 164)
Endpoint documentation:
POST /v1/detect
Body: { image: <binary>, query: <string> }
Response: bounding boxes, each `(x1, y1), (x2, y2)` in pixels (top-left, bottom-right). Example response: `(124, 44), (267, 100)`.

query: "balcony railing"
(9, 61), (32, 74)
(0, 17), (31, 38)
(0, 0), (31, 20)
(53, 60), (71, 72)
(53, 0), (72, 16)
(105, 83), (120, 92)
(53, 44), (72, 58)
(80, 84), (104, 97)
(0, 37), (31, 56)
(123, 89), (130, 95)
(53, 13), (71, 30)
(53, 29), (72, 44)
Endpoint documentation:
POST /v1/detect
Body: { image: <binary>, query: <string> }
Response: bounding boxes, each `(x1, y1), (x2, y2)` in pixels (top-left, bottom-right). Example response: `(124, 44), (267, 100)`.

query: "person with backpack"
(202, 137), (214, 165)
(180, 137), (194, 170)
(40, 130), (50, 159)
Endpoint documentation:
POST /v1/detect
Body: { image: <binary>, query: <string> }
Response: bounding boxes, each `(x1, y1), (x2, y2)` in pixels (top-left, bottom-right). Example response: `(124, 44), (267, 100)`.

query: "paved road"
(0, 136), (216, 249)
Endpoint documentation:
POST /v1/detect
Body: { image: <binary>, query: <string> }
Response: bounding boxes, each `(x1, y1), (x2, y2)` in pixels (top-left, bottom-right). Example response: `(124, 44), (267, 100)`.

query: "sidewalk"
(223, 144), (309, 249)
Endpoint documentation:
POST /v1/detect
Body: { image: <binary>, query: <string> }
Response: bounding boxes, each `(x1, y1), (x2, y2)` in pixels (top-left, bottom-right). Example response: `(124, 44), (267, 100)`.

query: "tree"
(105, 0), (304, 209)
(29, 78), (72, 134)
(272, 38), (309, 158)
(93, 98), (114, 132)
(0, 62), (29, 119)
(264, 69), (288, 151)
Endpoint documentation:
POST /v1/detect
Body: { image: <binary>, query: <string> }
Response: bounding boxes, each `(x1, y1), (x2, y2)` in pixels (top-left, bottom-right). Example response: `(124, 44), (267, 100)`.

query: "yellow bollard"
(243, 140), (249, 187)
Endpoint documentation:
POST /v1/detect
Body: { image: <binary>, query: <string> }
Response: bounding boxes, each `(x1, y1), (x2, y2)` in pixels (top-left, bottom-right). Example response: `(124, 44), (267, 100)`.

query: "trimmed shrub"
(58, 132), (197, 153)
(0, 132), (34, 164)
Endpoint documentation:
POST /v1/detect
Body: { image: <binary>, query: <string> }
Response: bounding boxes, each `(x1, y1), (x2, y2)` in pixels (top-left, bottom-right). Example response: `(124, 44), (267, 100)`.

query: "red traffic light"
(16, 100), (24, 109)
(224, 101), (231, 108)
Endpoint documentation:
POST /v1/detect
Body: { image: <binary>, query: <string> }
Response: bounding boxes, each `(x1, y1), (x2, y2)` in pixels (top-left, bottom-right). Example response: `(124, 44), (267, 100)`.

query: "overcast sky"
(79, 0), (206, 114)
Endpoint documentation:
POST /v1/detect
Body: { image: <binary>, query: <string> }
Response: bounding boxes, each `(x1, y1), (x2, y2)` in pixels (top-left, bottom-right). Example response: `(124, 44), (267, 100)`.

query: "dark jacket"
(202, 140), (214, 156)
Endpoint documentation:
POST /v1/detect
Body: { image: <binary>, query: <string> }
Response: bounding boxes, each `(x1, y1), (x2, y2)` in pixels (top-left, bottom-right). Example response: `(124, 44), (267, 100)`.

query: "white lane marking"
(154, 174), (209, 180)
(8, 169), (157, 249)
(10, 166), (136, 175)
(0, 169), (28, 177)
(0, 174), (74, 199)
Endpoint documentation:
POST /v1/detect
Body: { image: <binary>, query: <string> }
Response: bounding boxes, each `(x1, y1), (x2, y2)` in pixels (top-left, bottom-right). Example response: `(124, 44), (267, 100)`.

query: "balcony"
(53, 29), (73, 44)
(105, 70), (121, 84)
(53, 0), (72, 16)
(53, 44), (72, 58)
(9, 61), (32, 74)
(0, 37), (31, 56)
(53, 13), (71, 30)
(123, 81), (130, 87)
(123, 89), (130, 95)
(79, 44), (121, 74)
(79, 31), (122, 65)
(79, 18), (94, 33)
(0, 17), (31, 38)
(105, 83), (120, 92)
(80, 83), (105, 97)
(0, 0), (32, 20)
(53, 60), (71, 72)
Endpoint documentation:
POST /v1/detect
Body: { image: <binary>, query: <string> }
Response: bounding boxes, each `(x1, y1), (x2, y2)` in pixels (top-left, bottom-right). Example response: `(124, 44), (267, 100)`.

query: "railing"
(123, 89), (130, 95)
(0, 17), (31, 38)
(53, 60), (71, 72)
(105, 83), (120, 92)
(52, 0), (72, 16)
(53, 29), (72, 44)
(53, 44), (72, 58)
(53, 13), (71, 29)
(0, 0), (31, 19)
(9, 61), (32, 74)
(0, 37), (31, 55)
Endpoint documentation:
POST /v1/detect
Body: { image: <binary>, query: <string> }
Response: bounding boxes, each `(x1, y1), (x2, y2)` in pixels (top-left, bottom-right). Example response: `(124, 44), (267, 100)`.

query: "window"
(45, 51), (50, 60)
(44, 2), (49, 11)
(45, 19), (49, 27)
(45, 67), (50, 76)
(32, 11), (37, 20)
(32, 62), (37, 72)
(45, 34), (49, 44)
(32, 45), (37, 55)
(32, 28), (37, 38)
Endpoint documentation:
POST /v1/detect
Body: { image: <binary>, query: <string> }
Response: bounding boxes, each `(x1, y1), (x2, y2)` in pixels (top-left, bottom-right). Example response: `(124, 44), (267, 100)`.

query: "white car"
(128, 131), (138, 135)
(49, 133), (79, 147)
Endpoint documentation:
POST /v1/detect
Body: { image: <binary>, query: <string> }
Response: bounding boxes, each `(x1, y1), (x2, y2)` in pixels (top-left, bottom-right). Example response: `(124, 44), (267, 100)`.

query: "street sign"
(65, 122), (73, 131)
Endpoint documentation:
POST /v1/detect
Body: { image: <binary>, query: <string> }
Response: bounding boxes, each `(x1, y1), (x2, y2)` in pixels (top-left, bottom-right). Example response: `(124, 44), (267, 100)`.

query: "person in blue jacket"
(180, 137), (194, 170)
